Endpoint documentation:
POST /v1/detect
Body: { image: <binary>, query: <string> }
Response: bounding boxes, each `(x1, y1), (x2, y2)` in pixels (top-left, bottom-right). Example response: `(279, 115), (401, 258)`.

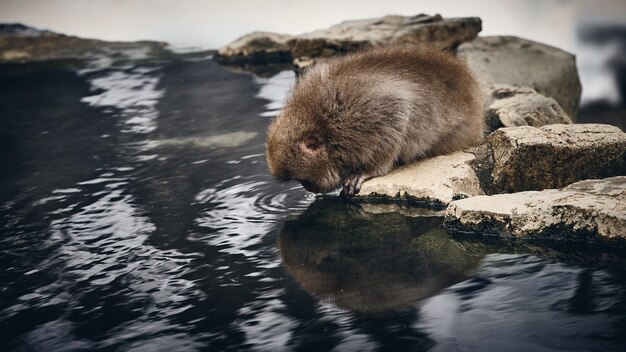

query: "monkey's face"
(266, 63), (350, 194)
(266, 119), (343, 194)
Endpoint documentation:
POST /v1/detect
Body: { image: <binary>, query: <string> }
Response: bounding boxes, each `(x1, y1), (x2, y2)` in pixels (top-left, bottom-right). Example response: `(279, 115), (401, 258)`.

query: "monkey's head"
(266, 108), (344, 194)
(266, 61), (398, 194)
(265, 70), (347, 194)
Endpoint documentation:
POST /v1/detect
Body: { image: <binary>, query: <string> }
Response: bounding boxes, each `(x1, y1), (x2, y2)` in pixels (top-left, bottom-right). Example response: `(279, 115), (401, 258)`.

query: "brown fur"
(266, 45), (485, 195)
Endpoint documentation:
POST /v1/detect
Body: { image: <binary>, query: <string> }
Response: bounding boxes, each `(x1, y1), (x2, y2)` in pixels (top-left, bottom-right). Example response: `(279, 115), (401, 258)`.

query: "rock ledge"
(216, 14), (482, 68)
(358, 151), (484, 207)
(444, 176), (626, 240)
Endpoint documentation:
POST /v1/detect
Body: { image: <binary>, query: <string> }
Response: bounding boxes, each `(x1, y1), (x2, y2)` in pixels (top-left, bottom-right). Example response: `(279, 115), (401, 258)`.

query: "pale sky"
(1, 0), (625, 51)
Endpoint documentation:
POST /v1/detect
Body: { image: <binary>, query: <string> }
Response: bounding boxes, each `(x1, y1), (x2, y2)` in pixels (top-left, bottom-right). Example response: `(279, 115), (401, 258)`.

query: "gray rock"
(0, 23), (56, 37)
(358, 151), (484, 207)
(289, 14), (481, 68)
(457, 36), (582, 118)
(445, 176), (626, 240)
(358, 124), (625, 206)
(216, 14), (482, 68)
(215, 31), (294, 63)
(471, 124), (626, 195)
(0, 24), (169, 62)
(485, 84), (573, 131)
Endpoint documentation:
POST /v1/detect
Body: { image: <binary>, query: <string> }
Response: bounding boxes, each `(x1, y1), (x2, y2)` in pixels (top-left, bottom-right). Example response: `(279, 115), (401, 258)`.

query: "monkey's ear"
(299, 137), (322, 154)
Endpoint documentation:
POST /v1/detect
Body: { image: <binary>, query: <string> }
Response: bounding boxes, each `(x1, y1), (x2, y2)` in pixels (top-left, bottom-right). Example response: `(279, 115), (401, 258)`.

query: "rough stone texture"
(445, 176), (626, 240)
(358, 151), (484, 207)
(216, 14), (482, 67)
(472, 124), (626, 195)
(290, 14), (481, 68)
(457, 36), (582, 118)
(0, 24), (169, 62)
(485, 84), (573, 132)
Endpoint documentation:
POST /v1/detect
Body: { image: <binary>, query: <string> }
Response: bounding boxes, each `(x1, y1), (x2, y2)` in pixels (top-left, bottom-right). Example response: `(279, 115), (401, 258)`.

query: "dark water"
(1, 55), (625, 352)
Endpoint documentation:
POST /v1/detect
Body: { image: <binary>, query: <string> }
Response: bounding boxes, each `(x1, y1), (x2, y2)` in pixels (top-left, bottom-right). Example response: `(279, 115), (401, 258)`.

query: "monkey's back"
(325, 45), (485, 163)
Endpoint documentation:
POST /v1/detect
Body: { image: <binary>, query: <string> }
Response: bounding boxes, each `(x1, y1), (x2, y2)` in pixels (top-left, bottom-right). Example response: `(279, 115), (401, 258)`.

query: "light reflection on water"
(419, 253), (626, 351)
(255, 70), (296, 117)
(0, 56), (625, 352)
(193, 175), (314, 256)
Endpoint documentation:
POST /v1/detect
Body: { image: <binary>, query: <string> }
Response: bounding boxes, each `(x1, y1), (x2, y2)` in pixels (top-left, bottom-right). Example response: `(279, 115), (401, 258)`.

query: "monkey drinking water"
(266, 45), (485, 197)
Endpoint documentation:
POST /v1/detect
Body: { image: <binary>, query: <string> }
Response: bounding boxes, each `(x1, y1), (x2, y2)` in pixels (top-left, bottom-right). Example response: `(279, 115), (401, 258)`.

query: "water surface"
(1, 55), (625, 351)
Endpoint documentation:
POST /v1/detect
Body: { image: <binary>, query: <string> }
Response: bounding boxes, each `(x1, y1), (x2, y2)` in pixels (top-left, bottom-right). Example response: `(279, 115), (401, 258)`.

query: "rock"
(0, 23), (56, 37)
(357, 124), (625, 206)
(357, 151), (484, 207)
(472, 124), (626, 195)
(216, 14), (482, 68)
(289, 14), (481, 68)
(215, 31), (294, 64)
(485, 84), (573, 132)
(445, 176), (626, 240)
(0, 24), (170, 62)
(457, 36), (582, 118)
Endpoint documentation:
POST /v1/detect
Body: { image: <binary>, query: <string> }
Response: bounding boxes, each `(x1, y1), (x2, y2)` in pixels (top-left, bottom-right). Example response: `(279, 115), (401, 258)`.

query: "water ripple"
(81, 67), (163, 134)
(193, 174), (313, 256)
(3, 53), (626, 352)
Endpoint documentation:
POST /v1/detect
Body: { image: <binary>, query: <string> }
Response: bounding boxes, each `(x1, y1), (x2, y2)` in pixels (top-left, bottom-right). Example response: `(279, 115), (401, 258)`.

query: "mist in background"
(1, 0), (626, 109)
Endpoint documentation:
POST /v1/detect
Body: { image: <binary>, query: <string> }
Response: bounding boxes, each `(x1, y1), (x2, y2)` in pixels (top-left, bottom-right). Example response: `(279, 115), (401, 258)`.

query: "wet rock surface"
(471, 124), (626, 195)
(358, 124), (626, 242)
(358, 151), (484, 207)
(457, 36), (582, 118)
(445, 176), (626, 240)
(216, 14), (482, 68)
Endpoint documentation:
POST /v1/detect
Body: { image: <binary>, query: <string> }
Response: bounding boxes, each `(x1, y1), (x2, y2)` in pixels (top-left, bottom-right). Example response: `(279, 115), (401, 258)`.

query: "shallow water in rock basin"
(1, 57), (625, 352)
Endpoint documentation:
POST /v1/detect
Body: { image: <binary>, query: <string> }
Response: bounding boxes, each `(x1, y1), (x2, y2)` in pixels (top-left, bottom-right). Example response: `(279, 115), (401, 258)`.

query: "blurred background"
(1, 0), (625, 122)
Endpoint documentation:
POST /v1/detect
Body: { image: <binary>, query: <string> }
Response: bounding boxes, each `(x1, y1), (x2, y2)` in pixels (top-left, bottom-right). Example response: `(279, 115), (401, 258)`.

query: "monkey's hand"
(340, 174), (369, 198)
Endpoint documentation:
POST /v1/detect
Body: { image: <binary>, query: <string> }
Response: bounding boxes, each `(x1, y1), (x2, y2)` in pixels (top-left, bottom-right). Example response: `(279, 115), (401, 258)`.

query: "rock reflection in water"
(278, 198), (483, 313)
(151, 131), (258, 149)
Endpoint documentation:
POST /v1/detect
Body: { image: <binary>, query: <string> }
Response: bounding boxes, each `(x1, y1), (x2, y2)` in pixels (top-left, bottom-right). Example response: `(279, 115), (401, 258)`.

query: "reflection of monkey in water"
(266, 45), (484, 196)
(277, 199), (482, 313)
